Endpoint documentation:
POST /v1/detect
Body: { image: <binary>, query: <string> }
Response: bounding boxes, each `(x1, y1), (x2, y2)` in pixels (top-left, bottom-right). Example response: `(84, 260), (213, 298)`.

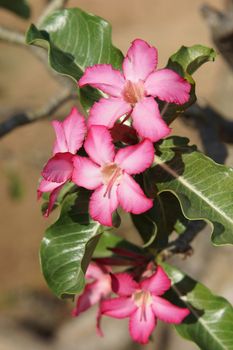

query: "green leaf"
(167, 45), (216, 76)
(40, 190), (103, 298)
(26, 8), (123, 108)
(131, 192), (188, 249)
(149, 136), (233, 245)
(162, 263), (233, 350)
(163, 45), (216, 124)
(0, 0), (30, 19)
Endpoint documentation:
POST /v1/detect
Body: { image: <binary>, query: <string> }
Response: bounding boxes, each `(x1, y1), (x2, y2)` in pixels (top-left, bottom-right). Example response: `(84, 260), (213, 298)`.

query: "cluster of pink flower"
(37, 39), (191, 344)
(72, 260), (190, 344)
(38, 39), (190, 225)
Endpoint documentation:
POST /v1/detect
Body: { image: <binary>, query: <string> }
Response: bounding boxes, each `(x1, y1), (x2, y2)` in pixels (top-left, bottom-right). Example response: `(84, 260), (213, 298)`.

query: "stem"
(37, 0), (69, 26)
(0, 89), (77, 138)
(161, 102), (169, 117)
(119, 109), (133, 125)
(159, 221), (206, 259)
(0, 26), (25, 46)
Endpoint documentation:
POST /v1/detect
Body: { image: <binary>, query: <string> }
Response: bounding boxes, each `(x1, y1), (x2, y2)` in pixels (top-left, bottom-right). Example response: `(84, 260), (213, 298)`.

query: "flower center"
(123, 80), (145, 105)
(101, 163), (122, 198)
(133, 290), (152, 307)
(133, 290), (152, 322)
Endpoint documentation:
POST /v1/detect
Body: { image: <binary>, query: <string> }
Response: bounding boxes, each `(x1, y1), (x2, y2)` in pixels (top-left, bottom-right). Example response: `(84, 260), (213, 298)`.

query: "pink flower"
(72, 262), (112, 335)
(37, 107), (86, 216)
(72, 262), (112, 316)
(100, 266), (190, 344)
(79, 39), (191, 142)
(72, 125), (154, 226)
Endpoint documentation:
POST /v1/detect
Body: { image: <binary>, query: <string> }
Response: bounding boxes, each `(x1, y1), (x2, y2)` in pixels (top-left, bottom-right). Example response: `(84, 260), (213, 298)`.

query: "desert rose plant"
(12, 2), (232, 348)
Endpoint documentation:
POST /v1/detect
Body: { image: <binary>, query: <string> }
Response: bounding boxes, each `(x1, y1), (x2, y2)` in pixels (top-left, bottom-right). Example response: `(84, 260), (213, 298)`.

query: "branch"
(0, 26), (48, 66)
(201, 4), (233, 70)
(0, 26), (25, 46)
(0, 26), (50, 65)
(0, 25), (73, 89)
(183, 104), (230, 164)
(37, 0), (69, 26)
(0, 1), (72, 89)
(0, 89), (77, 138)
(161, 221), (206, 259)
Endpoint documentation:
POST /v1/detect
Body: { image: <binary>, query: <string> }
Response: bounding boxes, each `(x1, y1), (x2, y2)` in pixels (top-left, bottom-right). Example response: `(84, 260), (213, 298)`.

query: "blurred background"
(0, 0), (233, 349)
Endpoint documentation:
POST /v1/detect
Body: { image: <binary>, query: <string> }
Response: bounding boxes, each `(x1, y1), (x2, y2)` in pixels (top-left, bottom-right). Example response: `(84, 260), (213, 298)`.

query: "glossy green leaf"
(40, 190), (103, 298)
(162, 45), (216, 124)
(26, 8), (123, 108)
(131, 192), (188, 249)
(0, 0), (30, 19)
(149, 136), (233, 245)
(162, 263), (233, 350)
(167, 45), (216, 76)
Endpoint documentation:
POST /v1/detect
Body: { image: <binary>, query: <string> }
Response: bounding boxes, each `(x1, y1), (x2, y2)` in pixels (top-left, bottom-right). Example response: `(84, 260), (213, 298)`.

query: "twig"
(0, 1), (72, 88)
(0, 26), (25, 46)
(166, 221), (206, 255)
(183, 104), (230, 164)
(0, 25), (49, 65)
(0, 89), (77, 138)
(37, 0), (69, 26)
(0, 24), (74, 89)
(201, 4), (233, 70)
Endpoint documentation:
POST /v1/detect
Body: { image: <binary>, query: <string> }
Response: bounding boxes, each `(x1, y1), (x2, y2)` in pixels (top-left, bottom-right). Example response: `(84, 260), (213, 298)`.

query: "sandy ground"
(0, 1), (233, 349)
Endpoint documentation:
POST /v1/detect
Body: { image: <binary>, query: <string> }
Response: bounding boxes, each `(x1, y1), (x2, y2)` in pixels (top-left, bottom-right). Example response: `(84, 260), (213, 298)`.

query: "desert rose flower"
(72, 125), (154, 226)
(72, 262), (112, 316)
(100, 266), (190, 344)
(79, 39), (190, 142)
(37, 107), (86, 216)
(72, 262), (112, 336)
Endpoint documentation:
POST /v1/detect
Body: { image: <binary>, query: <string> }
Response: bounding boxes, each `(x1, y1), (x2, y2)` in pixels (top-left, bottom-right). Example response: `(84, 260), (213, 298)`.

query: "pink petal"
(85, 262), (106, 280)
(79, 64), (125, 97)
(89, 184), (119, 226)
(96, 308), (104, 337)
(52, 121), (67, 154)
(37, 179), (64, 216)
(42, 153), (74, 183)
(73, 281), (106, 316)
(88, 97), (131, 129)
(129, 305), (156, 344)
(111, 273), (138, 296)
(140, 266), (171, 295)
(72, 156), (102, 190)
(45, 184), (64, 217)
(84, 126), (115, 166)
(132, 97), (171, 142)
(145, 68), (191, 104)
(73, 267), (111, 316)
(53, 107), (86, 154)
(117, 173), (153, 214)
(123, 39), (158, 82)
(115, 139), (154, 175)
(152, 296), (190, 324)
(100, 296), (137, 318)
(52, 107), (86, 154)
(37, 178), (62, 195)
